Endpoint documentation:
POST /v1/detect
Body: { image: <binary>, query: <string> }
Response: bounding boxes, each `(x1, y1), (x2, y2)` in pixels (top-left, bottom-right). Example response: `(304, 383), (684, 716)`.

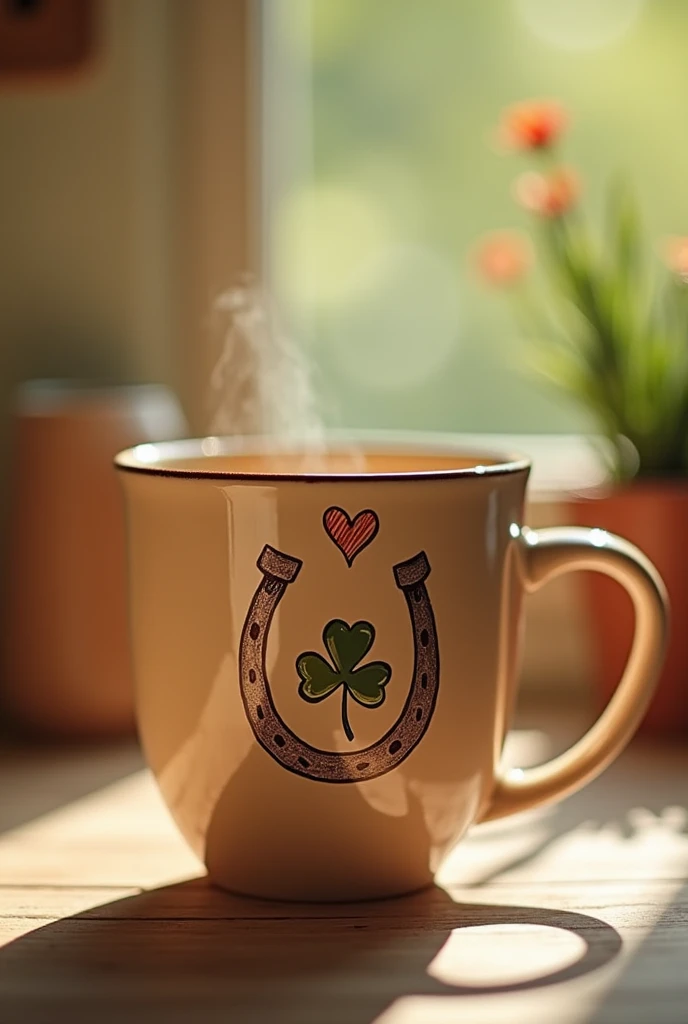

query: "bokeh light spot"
(326, 245), (461, 391)
(275, 184), (394, 314)
(515, 0), (645, 52)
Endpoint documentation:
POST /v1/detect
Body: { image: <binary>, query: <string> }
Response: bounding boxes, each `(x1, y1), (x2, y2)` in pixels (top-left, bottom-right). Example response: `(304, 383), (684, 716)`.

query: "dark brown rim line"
(113, 460), (532, 483)
(114, 461), (531, 482)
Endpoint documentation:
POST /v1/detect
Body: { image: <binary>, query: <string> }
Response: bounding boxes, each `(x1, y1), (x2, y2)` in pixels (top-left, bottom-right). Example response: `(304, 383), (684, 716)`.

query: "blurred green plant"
(475, 100), (688, 481)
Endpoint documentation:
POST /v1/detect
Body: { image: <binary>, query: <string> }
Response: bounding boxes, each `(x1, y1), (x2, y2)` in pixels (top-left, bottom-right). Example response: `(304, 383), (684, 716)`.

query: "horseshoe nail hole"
(388, 740), (402, 755)
(356, 761), (370, 771)
(265, 579), (279, 595)
(256, 705), (264, 720)
(420, 629), (429, 647)
(250, 622), (260, 641)
(415, 707), (423, 721)
(421, 673), (428, 689)
(413, 587), (423, 603)
(298, 756), (310, 768)
(274, 734), (286, 748)
(248, 669), (257, 684)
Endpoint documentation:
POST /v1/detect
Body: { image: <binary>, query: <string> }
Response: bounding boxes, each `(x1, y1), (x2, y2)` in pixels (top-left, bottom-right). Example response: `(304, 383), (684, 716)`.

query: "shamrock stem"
(341, 687), (354, 742)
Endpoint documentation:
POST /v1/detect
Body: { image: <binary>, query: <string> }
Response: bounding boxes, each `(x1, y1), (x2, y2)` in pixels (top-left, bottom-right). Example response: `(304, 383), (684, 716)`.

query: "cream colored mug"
(115, 436), (667, 901)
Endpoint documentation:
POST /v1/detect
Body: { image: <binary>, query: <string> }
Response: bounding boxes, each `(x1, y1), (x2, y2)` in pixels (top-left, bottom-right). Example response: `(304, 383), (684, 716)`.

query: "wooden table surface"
(0, 708), (686, 1024)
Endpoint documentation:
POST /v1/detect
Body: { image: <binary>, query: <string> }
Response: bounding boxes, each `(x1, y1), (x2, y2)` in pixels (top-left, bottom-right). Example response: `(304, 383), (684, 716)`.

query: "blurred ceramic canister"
(1, 380), (187, 738)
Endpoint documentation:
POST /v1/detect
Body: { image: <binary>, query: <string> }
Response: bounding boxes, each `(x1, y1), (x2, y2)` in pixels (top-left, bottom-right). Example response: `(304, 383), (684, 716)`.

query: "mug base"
(207, 873), (436, 904)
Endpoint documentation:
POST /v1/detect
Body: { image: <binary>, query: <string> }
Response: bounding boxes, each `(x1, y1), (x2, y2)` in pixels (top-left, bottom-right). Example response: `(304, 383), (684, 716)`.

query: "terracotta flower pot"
(568, 481), (688, 737)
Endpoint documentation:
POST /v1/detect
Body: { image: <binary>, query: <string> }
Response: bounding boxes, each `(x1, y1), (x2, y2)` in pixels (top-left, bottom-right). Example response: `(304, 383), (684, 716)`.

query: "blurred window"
(261, 0), (679, 434)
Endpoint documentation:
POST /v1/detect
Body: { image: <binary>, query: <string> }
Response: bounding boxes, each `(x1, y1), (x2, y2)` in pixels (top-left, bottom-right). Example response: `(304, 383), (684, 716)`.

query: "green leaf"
(607, 176), (642, 287)
(324, 619), (374, 674)
(297, 652), (341, 701)
(348, 662), (391, 707)
(296, 618), (392, 740)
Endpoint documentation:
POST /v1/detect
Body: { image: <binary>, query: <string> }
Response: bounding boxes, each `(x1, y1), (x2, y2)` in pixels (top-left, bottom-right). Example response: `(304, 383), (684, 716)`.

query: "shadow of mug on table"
(0, 879), (623, 1024)
(1, 379), (187, 739)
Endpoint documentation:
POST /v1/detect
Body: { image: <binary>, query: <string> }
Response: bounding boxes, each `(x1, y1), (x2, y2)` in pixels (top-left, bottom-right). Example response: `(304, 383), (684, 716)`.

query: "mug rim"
(114, 431), (532, 482)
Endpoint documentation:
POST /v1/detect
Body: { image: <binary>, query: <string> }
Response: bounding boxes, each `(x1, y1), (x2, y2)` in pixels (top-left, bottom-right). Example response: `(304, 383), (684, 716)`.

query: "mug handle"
(480, 526), (669, 823)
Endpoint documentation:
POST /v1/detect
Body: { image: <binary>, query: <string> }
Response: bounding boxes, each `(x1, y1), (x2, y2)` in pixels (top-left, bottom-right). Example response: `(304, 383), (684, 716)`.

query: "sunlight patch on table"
(0, 771), (200, 888)
(428, 922), (586, 987)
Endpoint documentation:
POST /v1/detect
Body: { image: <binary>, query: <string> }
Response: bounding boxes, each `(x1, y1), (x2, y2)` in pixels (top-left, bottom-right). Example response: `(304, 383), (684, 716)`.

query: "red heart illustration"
(323, 507), (379, 566)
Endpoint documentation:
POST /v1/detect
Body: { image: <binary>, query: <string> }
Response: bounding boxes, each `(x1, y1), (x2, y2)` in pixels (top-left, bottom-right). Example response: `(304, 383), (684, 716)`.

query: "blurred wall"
(0, 0), (177, 526)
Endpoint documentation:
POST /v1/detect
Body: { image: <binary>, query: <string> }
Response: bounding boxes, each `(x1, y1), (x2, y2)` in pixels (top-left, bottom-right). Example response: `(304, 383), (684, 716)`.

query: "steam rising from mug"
(208, 278), (325, 445)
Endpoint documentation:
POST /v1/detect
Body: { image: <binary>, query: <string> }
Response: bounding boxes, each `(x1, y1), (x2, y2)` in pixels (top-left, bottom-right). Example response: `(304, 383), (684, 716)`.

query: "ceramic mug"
(115, 436), (667, 901)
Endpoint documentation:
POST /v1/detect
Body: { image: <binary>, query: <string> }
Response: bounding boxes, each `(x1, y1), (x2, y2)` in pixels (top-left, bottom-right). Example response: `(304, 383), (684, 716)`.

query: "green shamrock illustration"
(296, 619), (392, 742)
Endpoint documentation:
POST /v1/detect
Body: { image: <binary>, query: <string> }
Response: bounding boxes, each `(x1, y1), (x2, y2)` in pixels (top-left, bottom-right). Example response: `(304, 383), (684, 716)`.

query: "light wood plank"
(0, 712), (685, 1023)
(0, 879), (685, 1024)
(0, 740), (144, 835)
(1, 747), (684, 889)
(0, 769), (200, 888)
(0, 887), (141, 920)
(0, 876), (682, 922)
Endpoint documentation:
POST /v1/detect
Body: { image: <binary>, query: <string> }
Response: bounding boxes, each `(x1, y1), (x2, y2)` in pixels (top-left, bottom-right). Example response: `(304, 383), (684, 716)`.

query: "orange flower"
(499, 100), (567, 151)
(662, 236), (688, 282)
(515, 168), (580, 218)
(473, 231), (532, 286)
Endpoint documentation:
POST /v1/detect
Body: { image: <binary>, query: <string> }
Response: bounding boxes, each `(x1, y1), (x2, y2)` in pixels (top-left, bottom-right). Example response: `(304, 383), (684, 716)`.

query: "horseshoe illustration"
(239, 545), (440, 783)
